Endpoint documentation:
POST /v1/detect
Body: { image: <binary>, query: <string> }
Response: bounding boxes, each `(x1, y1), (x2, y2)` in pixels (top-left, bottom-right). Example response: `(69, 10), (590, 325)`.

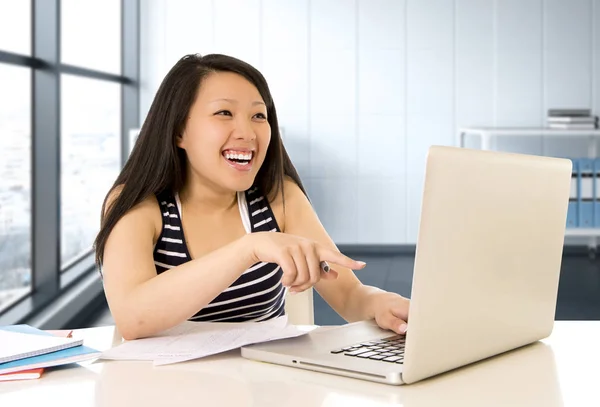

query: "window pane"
(61, 0), (121, 74)
(0, 0), (31, 55)
(0, 64), (31, 312)
(61, 75), (121, 267)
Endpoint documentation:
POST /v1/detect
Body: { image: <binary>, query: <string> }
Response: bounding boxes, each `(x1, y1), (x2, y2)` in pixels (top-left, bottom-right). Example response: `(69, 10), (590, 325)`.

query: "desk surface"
(0, 321), (597, 407)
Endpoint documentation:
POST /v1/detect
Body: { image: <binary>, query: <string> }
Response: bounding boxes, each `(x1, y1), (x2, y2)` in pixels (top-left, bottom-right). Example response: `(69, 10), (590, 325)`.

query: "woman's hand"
(371, 292), (410, 335)
(244, 232), (366, 293)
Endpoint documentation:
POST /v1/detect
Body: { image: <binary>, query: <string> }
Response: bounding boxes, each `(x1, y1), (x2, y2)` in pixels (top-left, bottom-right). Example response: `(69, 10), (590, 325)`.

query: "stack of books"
(547, 109), (598, 129)
(0, 324), (101, 382)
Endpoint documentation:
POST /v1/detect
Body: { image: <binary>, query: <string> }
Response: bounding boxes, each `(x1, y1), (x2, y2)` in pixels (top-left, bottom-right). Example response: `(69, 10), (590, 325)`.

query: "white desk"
(0, 321), (598, 407)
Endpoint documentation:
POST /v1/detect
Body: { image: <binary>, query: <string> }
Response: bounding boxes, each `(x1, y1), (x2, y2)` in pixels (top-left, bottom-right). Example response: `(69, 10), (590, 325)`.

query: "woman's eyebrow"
(209, 98), (265, 106)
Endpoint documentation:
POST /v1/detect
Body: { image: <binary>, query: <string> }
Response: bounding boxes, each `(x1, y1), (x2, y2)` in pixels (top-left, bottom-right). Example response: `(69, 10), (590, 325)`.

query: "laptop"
(241, 145), (572, 385)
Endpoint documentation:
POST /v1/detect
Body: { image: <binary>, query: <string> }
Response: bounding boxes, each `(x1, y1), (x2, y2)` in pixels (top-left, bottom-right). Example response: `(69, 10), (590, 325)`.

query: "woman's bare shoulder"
(269, 177), (309, 233)
(104, 185), (163, 243)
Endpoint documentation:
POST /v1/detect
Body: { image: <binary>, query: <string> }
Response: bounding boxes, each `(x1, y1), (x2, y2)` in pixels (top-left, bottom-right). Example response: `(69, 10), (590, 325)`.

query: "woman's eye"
(254, 113), (267, 120)
(215, 110), (232, 116)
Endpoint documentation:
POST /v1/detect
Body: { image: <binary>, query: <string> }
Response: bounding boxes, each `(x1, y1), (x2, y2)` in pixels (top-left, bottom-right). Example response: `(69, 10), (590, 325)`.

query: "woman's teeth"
(223, 151), (253, 170)
(224, 151), (252, 161)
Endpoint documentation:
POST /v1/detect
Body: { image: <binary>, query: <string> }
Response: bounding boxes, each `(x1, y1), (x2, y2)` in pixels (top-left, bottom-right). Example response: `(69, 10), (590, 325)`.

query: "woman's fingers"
(279, 253), (298, 287)
(274, 238), (363, 292)
(289, 246), (309, 287)
(306, 246), (322, 285)
(289, 246), (325, 293)
(376, 310), (408, 335)
(289, 267), (339, 293)
(317, 247), (366, 271)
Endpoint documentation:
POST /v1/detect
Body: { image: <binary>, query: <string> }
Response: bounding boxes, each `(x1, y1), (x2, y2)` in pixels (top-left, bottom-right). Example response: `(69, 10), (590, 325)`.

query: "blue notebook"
(0, 325), (101, 375)
(0, 324), (83, 364)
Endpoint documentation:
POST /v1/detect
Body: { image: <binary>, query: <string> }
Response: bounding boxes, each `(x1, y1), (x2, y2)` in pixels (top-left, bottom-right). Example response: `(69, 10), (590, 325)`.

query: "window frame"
(0, 0), (139, 325)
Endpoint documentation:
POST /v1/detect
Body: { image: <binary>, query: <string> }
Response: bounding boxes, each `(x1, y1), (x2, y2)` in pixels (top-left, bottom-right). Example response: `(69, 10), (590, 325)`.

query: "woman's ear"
(176, 132), (185, 149)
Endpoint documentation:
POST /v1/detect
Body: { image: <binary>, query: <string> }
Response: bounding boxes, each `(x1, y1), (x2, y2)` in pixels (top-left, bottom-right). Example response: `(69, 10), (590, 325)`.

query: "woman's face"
(177, 71), (271, 194)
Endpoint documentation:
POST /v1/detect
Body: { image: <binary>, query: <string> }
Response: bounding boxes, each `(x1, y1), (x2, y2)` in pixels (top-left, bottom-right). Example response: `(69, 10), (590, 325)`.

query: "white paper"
(100, 316), (308, 366)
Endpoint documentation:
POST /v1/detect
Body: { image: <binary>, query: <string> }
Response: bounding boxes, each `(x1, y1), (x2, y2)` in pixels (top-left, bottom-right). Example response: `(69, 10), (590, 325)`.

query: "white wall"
(140, 0), (600, 245)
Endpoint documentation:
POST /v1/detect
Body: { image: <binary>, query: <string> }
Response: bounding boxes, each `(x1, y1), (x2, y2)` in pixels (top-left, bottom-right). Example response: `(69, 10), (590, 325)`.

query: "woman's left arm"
(277, 179), (410, 335)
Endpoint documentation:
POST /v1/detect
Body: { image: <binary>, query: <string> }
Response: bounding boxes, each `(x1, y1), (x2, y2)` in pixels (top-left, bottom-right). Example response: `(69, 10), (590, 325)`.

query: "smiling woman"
(93, 54), (410, 341)
(174, 70), (271, 196)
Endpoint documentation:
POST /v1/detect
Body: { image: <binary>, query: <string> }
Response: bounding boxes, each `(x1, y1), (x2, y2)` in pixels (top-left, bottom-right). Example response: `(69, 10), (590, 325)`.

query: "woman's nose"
(232, 119), (256, 141)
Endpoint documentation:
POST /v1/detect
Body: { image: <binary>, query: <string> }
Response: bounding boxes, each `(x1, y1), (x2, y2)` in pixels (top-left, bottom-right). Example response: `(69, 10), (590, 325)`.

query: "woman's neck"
(178, 180), (238, 214)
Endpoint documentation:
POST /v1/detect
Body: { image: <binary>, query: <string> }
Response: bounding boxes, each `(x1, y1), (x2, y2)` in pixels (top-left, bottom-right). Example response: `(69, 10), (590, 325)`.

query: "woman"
(95, 53), (410, 340)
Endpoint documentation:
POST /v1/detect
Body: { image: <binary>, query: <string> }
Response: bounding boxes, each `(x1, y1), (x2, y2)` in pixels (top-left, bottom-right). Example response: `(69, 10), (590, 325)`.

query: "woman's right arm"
(102, 195), (364, 340)
(101, 196), (258, 340)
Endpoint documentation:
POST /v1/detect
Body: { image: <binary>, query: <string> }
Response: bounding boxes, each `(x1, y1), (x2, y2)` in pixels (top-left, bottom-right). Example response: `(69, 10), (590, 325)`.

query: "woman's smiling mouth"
(222, 149), (254, 172)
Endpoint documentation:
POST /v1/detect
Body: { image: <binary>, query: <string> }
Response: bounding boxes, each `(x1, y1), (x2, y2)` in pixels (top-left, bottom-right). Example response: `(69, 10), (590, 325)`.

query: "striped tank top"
(153, 187), (286, 323)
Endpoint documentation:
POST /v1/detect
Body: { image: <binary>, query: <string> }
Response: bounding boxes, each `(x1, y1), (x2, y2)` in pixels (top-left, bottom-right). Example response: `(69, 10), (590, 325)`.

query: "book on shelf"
(547, 116), (597, 124)
(547, 108), (598, 130)
(548, 108), (591, 117)
(548, 122), (597, 129)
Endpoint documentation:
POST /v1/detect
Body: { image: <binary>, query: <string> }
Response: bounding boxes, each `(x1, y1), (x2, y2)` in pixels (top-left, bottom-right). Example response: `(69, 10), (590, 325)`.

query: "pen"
(320, 261), (330, 273)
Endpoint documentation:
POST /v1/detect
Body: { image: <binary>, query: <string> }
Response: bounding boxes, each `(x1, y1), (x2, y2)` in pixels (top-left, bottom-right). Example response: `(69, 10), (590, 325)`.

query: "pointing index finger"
(318, 247), (366, 270)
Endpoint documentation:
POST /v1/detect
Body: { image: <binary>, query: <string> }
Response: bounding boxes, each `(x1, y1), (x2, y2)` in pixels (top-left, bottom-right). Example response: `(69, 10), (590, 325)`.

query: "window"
(61, 0), (121, 74)
(0, 0), (138, 324)
(0, 0), (31, 55)
(60, 75), (121, 267)
(0, 64), (32, 313)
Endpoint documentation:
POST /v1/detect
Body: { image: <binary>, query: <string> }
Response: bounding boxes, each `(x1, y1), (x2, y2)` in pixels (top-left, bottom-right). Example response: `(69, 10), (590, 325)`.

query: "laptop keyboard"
(330, 335), (405, 364)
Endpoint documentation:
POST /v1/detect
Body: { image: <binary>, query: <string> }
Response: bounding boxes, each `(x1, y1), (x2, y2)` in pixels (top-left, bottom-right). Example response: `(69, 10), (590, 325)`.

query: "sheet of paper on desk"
(100, 316), (309, 365)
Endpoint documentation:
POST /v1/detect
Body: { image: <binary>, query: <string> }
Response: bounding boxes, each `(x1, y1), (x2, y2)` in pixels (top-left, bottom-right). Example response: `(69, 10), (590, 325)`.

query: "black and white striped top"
(153, 187), (285, 323)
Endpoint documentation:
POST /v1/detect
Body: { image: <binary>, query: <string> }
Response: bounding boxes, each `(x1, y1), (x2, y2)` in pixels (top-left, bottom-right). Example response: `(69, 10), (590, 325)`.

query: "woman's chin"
(221, 176), (256, 193)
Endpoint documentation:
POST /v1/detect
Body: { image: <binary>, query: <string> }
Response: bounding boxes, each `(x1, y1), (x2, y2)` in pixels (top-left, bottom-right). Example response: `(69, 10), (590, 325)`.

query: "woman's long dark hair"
(94, 53), (306, 266)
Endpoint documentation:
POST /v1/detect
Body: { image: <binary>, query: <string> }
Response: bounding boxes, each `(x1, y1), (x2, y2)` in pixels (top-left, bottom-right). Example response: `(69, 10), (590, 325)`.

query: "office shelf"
(458, 126), (600, 252)
(458, 127), (600, 151)
(564, 228), (600, 237)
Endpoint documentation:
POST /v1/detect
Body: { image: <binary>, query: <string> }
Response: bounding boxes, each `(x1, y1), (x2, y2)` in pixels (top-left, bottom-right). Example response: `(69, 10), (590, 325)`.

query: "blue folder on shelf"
(594, 158), (600, 227)
(567, 158), (578, 228)
(578, 158), (594, 228)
